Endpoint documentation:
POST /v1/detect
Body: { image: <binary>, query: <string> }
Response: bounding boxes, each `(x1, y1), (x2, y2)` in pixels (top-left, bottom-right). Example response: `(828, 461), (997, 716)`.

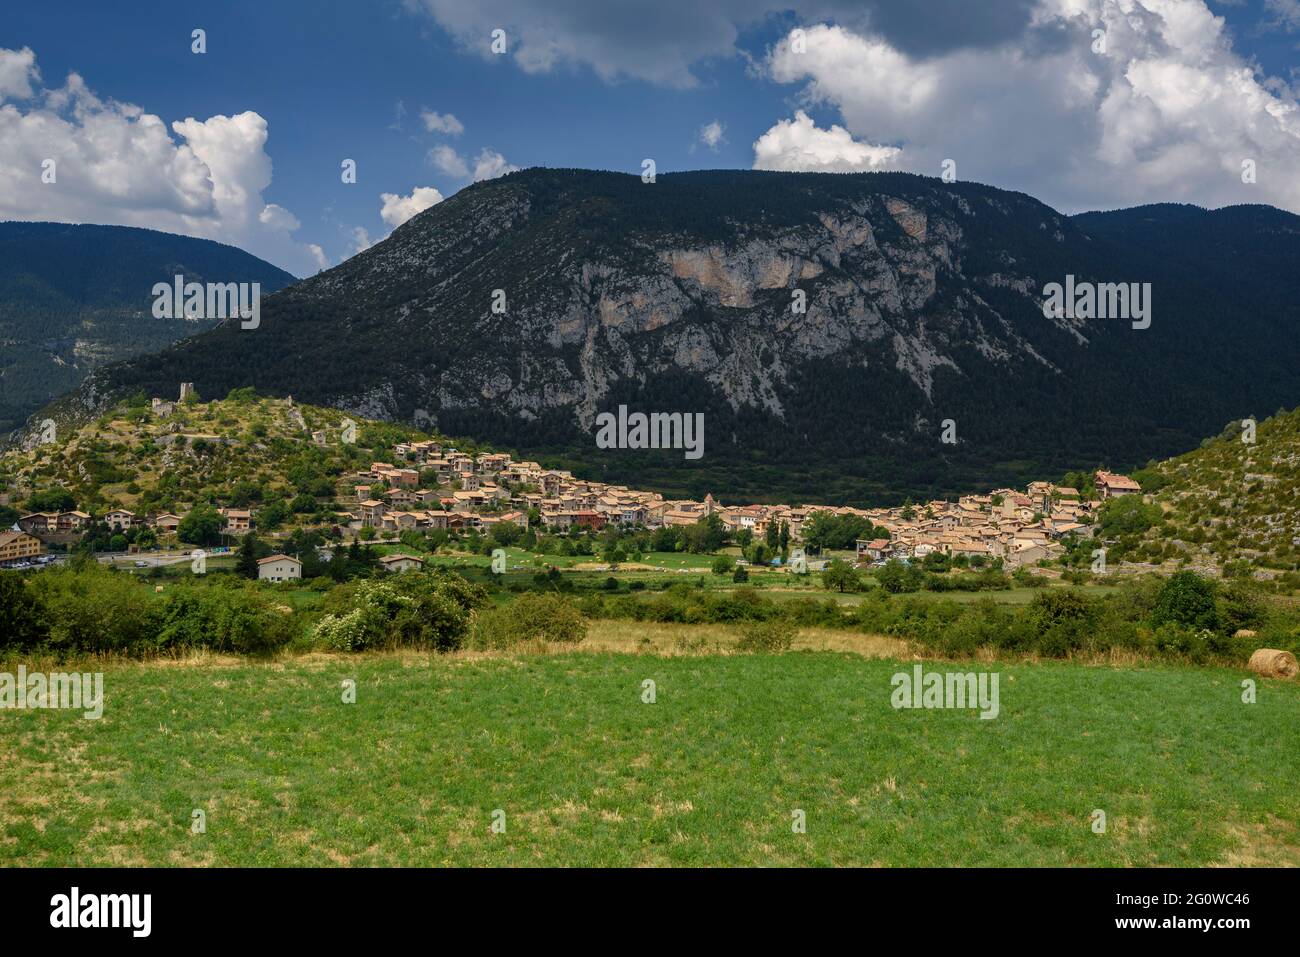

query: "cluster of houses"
(347, 442), (719, 535)
(851, 482), (1074, 568)
(4, 502), (254, 567)
(3, 402), (1142, 575)
(14, 506), (251, 540)
(344, 443), (1140, 571)
(849, 471), (1140, 567)
(350, 452), (530, 537)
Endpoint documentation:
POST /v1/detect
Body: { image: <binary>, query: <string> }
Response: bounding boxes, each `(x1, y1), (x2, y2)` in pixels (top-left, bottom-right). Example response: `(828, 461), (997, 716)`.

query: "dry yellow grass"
(1219, 816), (1300, 867)
(578, 619), (911, 658)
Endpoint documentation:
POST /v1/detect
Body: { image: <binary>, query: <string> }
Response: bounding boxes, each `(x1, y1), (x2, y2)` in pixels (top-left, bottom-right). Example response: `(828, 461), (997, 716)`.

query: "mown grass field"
(3, 624), (1297, 867)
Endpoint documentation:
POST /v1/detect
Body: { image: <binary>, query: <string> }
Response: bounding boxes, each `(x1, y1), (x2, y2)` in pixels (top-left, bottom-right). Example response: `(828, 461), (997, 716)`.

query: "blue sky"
(2, 0), (1298, 275)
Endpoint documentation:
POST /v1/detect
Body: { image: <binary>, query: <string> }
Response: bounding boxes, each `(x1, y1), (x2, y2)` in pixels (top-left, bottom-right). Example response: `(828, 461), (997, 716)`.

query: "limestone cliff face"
(292, 171), (1083, 440)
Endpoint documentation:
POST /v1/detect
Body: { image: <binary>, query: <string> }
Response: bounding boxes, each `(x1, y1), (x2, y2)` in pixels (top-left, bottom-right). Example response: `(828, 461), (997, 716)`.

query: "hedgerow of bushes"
(4, 562), (1294, 665)
(0, 563), (489, 657)
(1, 561), (296, 656)
(573, 575), (1296, 663)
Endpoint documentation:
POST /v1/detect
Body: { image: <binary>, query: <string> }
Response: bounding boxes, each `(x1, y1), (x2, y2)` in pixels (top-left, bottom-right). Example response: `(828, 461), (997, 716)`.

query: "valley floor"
(3, 624), (1298, 867)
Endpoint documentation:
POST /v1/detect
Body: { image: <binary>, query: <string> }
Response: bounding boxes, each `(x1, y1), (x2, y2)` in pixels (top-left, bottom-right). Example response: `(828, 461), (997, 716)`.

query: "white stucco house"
(257, 554), (302, 582)
(378, 553), (425, 573)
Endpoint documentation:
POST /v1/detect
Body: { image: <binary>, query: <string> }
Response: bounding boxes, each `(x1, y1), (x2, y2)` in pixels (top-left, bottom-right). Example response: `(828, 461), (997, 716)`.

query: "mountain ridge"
(27, 168), (1300, 505)
(0, 221), (296, 435)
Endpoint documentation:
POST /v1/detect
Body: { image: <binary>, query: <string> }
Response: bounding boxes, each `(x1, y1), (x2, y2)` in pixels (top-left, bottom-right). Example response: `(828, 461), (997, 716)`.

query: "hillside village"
(1, 387), (1144, 575)
(342, 442), (1133, 569)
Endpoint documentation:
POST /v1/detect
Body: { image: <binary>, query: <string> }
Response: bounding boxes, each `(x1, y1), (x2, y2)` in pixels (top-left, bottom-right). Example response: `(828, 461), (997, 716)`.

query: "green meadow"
(415, 547), (723, 572)
(3, 641), (1297, 867)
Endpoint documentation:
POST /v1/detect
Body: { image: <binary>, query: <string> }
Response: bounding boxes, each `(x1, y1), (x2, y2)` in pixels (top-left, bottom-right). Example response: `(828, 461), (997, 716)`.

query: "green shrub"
(156, 583), (295, 655)
(314, 579), (411, 651)
(1024, 589), (1100, 657)
(937, 599), (1012, 656)
(1096, 495), (1162, 538)
(1152, 571), (1219, 632)
(470, 593), (587, 649)
(736, 619), (796, 653)
(314, 572), (482, 652)
(27, 562), (159, 654)
(1216, 581), (1264, 636)
(847, 590), (892, 633)
(1092, 604), (1142, 652)
(1151, 621), (1211, 662)
(1010, 566), (1048, 588)
(0, 572), (50, 650)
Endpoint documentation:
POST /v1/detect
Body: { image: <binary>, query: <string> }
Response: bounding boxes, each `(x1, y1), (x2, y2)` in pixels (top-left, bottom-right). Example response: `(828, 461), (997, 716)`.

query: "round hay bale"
(1248, 648), (1298, 679)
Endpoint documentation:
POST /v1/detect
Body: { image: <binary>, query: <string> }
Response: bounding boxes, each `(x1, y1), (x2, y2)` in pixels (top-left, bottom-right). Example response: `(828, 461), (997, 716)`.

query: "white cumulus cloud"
(427, 143), (517, 182)
(757, 3), (1300, 214)
(401, 0), (1041, 86)
(379, 186), (445, 228)
(349, 226), (373, 253)
(699, 120), (726, 151)
(753, 111), (900, 172)
(0, 47), (319, 275)
(472, 148), (519, 182)
(258, 203), (300, 232)
(429, 144), (470, 178)
(420, 109), (465, 135)
(0, 46), (38, 100)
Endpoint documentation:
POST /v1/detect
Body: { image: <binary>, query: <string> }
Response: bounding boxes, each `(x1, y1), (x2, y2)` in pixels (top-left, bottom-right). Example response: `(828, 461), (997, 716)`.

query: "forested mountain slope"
(0, 222), (295, 435)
